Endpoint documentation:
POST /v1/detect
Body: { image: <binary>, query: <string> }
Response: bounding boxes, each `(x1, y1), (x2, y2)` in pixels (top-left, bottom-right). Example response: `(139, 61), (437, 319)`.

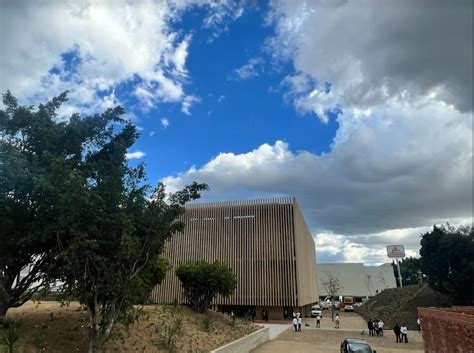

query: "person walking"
(297, 316), (302, 331)
(394, 323), (401, 343)
(401, 323), (408, 343)
(335, 313), (340, 329)
(417, 317), (421, 333)
(292, 316), (298, 332)
(316, 314), (321, 328)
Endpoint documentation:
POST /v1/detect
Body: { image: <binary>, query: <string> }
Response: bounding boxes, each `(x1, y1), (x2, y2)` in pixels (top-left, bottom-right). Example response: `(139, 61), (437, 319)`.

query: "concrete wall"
(210, 327), (270, 353)
(293, 200), (319, 307)
(418, 306), (474, 353)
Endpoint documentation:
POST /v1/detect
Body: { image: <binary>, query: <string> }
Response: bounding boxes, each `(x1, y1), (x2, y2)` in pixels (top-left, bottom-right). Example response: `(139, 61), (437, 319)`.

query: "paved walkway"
(252, 312), (424, 353)
(260, 323), (292, 339)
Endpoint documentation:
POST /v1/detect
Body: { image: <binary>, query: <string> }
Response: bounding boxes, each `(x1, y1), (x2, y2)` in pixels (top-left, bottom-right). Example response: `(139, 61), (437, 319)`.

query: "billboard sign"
(386, 245), (405, 258)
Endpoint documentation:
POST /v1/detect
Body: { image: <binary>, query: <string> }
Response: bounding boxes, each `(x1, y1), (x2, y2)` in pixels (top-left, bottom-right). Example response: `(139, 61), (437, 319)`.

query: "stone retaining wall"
(210, 327), (269, 353)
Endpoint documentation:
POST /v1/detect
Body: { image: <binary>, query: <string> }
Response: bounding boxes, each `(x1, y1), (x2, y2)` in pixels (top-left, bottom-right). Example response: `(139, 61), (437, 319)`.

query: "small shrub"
(33, 326), (48, 351)
(201, 315), (214, 333)
(0, 321), (21, 353)
(119, 306), (148, 329)
(0, 318), (14, 330)
(160, 316), (183, 352)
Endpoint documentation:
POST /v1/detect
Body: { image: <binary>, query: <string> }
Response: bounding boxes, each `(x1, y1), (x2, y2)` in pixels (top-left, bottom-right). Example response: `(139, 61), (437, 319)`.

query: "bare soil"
(3, 301), (260, 353)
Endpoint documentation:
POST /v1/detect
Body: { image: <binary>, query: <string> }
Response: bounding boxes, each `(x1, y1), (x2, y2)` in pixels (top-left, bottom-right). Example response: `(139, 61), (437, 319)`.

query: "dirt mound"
(355, 284), (451, 330)
(2, 301), (260, 352)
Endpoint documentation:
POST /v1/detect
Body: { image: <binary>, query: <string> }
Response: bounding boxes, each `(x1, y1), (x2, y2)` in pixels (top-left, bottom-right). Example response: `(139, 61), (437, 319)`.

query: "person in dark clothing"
(394, 323), (401, 343)
(368, 319), (374, 336)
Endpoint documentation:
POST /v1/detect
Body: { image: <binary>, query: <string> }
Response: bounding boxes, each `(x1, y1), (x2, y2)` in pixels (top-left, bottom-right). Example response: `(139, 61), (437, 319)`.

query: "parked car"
(344, 305), (354, 312)
(340, 338), (376, 353)
(311, 305), (323, 318)
(352, 302), (363, 308)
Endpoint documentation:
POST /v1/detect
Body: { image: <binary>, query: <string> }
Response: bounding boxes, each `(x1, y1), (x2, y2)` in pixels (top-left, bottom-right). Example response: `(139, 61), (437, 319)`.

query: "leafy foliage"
(159, 315), (183, 352)
(176, 261), (236, 313)
(0, 91), (208, 352)
(0, 90), (116, 316)
(201, 315), (214, 332)
(0, 320), (20, 353)
(392, 257), (423, 287)
(420, 224), (473, 305)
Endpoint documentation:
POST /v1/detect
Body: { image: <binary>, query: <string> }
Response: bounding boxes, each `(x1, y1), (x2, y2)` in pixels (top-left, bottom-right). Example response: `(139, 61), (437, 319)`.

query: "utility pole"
(396, 258), (403, 288)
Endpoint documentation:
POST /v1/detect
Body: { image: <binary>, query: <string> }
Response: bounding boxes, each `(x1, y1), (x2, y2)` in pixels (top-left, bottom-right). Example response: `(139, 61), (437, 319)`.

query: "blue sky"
(125, 6), (339, 181)
(1, 0), (472, 264)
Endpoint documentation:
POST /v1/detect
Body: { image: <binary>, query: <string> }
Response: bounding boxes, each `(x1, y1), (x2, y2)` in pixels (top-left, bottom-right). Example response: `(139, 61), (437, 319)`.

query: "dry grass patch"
(2, 301), (260, 353)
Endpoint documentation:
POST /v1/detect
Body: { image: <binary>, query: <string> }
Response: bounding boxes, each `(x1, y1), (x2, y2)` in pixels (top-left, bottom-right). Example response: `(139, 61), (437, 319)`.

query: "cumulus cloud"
(0, 0), (240, 114)
(162, 99), (472, 261)
(267, 0), (473, 120)
(126, 151), (146, 160)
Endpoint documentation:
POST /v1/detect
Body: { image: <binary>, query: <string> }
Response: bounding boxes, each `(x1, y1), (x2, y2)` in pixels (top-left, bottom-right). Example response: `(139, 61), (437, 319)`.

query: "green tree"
(420, 224), (473, 305)
(0, 91), (208, 352)
(392, 257), (423, 287)
(176, 260), (237, 313)
(54, 124), (207, 351)
(0, 90), (113, 317)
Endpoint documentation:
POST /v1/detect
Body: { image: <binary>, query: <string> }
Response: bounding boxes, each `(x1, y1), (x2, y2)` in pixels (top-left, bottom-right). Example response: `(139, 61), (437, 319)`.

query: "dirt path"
(252, 312), (424, 353)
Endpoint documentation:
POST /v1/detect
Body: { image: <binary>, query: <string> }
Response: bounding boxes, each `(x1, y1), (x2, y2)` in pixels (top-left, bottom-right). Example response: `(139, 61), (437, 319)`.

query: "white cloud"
(267, 0), (473, 121)
(162, 98), (472, 262)
(160, 118), (169, 129)
(181, 95), (200, 115)
(125, 151), (146, 160)
(149, 130), (155, 137)
(0, 0), (241, 114)
(233, 57), (264, 80)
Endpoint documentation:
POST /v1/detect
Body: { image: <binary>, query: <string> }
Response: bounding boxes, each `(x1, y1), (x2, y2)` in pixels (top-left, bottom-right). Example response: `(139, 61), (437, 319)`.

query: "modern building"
(151, 197), (319, 319)
(317, 263), (397, 300)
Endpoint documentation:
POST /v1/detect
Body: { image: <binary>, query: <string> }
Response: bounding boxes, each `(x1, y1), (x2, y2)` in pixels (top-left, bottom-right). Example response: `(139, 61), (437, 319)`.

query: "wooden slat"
(151, 198), (318, 309)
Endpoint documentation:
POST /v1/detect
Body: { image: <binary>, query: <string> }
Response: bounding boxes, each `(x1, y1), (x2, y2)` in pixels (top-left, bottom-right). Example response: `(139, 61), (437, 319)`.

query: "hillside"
(355, 284), (451, 330)
(2, 301), (260, 352)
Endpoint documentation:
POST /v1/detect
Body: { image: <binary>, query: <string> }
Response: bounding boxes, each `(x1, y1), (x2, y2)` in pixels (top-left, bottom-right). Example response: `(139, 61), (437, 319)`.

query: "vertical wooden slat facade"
(151, 198), (318, 314)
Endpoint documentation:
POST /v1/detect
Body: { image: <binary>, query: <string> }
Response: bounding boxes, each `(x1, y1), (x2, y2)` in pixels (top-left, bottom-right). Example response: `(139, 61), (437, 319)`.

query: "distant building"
(151, 198), (319, 319)
(317, 263), (397, 299)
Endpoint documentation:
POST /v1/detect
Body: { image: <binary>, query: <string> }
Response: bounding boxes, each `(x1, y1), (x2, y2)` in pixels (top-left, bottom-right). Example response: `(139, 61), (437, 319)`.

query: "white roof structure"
(317, 263), (397, 298)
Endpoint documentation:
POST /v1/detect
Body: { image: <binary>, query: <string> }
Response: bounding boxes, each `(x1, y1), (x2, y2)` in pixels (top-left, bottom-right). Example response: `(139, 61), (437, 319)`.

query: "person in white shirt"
(378, 319), (384, 336)
(417, 317), (421, 333)
(316, 314), (321, 328)
(335, 313), (340, 328)
(297, 316), (302, 331)
(400, 324), (408, 343)
(292, 317), (298, 332)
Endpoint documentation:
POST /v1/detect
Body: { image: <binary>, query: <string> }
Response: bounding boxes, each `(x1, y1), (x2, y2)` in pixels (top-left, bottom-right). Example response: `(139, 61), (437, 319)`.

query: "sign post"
(387, 245), (405, 288)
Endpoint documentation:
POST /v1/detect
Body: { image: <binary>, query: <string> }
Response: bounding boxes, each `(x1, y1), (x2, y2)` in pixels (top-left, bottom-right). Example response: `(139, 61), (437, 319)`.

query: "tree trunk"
(0, 300), (8, 318)
(88, 329), (102, 353)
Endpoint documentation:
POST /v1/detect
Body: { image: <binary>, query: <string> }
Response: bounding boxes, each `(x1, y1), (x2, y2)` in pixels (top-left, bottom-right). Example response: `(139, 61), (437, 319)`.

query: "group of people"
(367, 318), (384, 336)
(246, 308), (256, 322)
(292, 311), (302, 332)
(393, 323), (409, 343)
